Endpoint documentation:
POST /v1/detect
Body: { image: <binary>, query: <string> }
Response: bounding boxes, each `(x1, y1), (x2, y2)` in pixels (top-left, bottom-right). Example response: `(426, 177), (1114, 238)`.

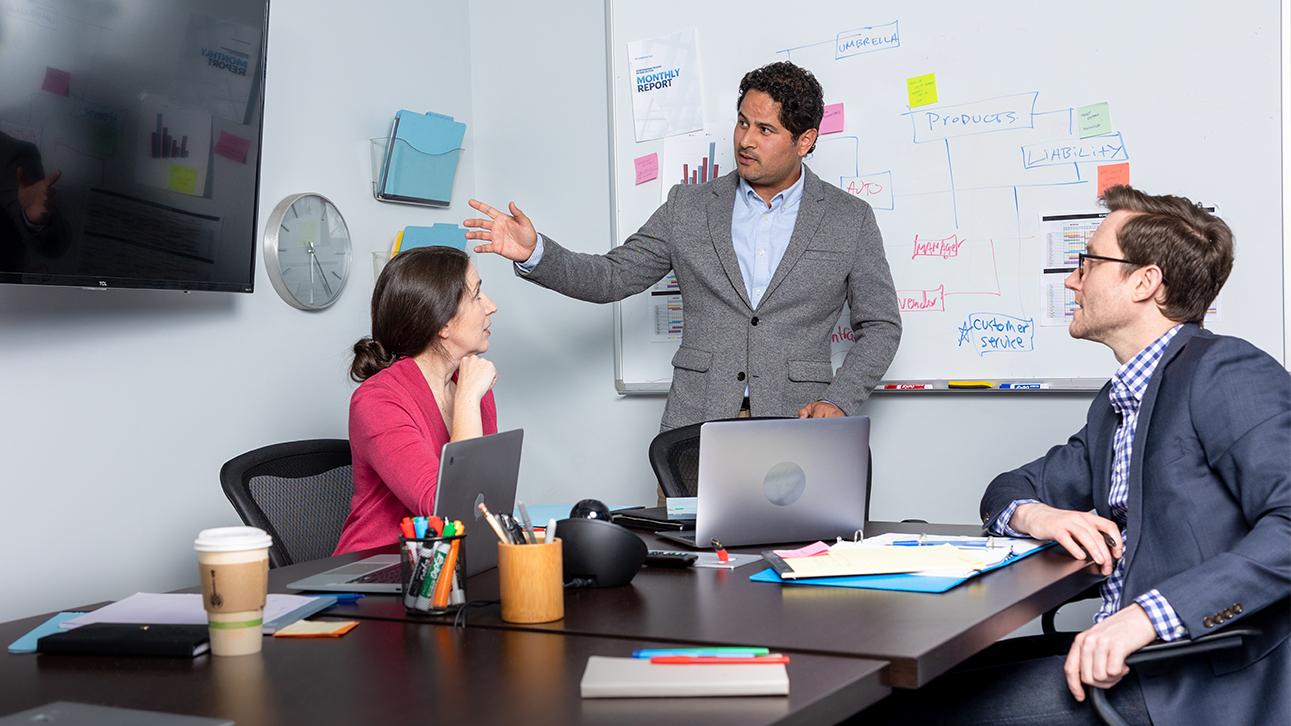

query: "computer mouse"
(569, 498), (612, 521)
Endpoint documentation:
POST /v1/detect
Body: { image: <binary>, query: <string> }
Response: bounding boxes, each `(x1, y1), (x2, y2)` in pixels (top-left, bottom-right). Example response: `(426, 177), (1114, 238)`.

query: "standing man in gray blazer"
(465, 61), (901, 431)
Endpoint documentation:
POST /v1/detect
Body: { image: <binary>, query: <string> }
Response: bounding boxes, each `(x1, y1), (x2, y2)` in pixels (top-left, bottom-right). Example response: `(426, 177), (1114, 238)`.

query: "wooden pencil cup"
(497, 539), (564, 623)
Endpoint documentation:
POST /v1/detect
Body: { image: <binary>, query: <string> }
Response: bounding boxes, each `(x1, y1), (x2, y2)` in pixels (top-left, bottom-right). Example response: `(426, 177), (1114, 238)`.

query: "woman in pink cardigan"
(334, 246), (499, 554)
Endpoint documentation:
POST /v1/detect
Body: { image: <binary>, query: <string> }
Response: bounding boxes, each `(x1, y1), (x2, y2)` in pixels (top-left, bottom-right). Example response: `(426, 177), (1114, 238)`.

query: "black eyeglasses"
(1076, 252), (1140, 278)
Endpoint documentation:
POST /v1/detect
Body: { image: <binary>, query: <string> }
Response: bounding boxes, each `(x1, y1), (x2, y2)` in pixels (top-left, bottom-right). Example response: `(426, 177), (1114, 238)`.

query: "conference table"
(312, 521), (1102, 689)
(0, 521), (1102, 725)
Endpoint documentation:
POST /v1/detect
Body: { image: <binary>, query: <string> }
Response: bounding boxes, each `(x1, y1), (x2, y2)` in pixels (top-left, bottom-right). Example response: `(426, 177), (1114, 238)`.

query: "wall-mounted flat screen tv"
(0, 0), (268, 292)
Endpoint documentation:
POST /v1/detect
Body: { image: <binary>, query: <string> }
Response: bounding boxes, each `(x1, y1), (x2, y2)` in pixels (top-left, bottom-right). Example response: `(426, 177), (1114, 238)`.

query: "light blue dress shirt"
(730, 167), (804, 309)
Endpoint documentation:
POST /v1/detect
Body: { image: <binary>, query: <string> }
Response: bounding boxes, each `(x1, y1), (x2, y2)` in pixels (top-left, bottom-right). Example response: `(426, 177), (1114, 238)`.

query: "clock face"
(264, 193), (352, 310)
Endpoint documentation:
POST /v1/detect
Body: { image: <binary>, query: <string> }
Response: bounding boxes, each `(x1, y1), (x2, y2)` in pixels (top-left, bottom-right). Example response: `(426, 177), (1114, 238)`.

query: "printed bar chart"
(150, 112), (190, 159)
(681, 141), (718, 184)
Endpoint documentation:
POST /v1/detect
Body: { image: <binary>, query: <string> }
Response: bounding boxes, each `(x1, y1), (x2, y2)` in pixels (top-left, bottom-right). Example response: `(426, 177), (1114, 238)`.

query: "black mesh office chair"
(647, 417), (873, 525)
(219, 439), (354, 568)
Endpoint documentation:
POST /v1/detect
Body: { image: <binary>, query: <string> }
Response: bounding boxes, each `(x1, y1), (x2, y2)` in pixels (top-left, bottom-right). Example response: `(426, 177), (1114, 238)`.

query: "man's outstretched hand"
(464, 199), (538, 262)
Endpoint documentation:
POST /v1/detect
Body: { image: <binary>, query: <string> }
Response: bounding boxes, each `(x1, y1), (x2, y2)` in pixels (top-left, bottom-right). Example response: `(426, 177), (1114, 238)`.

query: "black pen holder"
(398, 534), (468, 616)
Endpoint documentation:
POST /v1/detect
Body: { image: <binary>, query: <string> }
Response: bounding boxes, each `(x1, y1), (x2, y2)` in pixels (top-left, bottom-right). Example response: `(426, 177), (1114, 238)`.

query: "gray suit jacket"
(982, 325), (1290, 725)
(522, 166), (901, 429)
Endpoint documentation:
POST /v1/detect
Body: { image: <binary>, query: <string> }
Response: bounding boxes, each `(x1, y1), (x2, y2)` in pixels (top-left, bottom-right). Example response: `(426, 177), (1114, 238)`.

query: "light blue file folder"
(378, 110), (466, 207)
(400, 224), (469, 252)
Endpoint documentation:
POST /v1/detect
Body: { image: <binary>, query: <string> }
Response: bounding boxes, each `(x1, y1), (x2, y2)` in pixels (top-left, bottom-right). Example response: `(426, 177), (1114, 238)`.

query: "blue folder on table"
(377, 110), (466, 207)
(749, 541), (1054, 593)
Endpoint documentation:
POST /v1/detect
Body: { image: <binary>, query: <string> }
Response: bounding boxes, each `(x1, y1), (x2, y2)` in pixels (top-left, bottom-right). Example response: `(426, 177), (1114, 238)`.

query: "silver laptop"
(287, 428), (523, 593)
(658, 417), (870, 548)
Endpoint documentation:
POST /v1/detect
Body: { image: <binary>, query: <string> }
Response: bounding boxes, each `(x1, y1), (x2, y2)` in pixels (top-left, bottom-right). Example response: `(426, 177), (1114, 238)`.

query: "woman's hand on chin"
(457, 354), (497, 403)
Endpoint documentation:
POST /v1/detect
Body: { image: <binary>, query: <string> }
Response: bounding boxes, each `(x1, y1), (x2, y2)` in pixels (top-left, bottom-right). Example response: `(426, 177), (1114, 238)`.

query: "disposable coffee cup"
(194, 526), (272, 656)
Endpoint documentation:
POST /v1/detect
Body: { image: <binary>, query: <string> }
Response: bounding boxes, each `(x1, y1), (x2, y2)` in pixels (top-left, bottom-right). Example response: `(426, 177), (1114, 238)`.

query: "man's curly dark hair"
(737, 62), (824, 153)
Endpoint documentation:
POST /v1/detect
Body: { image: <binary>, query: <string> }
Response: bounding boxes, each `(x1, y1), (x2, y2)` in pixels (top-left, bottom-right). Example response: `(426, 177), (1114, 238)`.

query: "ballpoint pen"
(517, 501), (536, 544)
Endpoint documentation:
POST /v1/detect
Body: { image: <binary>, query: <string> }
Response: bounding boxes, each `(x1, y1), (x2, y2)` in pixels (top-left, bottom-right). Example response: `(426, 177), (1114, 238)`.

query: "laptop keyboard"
(349, 565), (401, 584)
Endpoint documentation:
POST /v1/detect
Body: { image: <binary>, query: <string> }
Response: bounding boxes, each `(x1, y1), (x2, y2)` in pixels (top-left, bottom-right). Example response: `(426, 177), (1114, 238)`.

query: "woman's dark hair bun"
(350, 337), (395, 382)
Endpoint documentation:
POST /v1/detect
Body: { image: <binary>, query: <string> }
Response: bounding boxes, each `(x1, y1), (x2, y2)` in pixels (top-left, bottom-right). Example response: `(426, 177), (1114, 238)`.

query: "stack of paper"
(58, 593), (336, 634)
(766, 544), (983, 580)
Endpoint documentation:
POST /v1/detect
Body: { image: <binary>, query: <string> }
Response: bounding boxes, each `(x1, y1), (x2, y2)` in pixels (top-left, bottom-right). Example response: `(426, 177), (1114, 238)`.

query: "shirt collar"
(737, 163), (805, 212)
(1112, 325), (1184, 403)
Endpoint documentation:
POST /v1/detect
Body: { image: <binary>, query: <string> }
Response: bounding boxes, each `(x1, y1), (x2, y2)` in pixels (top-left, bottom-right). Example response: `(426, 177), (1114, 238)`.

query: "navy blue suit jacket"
(982, 324), (1290, 725)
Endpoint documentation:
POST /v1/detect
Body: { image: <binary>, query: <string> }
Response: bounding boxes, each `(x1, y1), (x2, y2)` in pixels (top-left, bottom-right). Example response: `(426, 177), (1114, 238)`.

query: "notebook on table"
(287, 428), (523, 593)
(656, 417), (870, 549)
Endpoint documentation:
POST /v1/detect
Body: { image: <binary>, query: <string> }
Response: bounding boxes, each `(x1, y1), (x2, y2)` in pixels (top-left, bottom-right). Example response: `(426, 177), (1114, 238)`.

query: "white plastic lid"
(194, 526), (273, 552)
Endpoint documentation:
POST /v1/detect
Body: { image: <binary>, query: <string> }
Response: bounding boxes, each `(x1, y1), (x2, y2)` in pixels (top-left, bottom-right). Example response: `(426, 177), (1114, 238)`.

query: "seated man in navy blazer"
(866, 185), (1289, 725)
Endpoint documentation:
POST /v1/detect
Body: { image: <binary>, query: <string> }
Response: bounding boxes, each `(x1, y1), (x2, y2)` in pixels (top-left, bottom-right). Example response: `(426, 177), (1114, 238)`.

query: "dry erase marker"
(880, 383), (931, 390)
(633, 648), (770, 658)
(999, 382), (1048, 389)
(948, 381), (993, 389)
(650, 655), (790, 664)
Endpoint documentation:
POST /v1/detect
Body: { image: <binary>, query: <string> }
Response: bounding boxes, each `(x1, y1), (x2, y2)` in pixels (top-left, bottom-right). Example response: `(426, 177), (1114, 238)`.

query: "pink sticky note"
(634, 153), (659, 184)
(42, 67), (71, 96)
(213, 131), (252, 163)
(1097, 163), (1129, 196)
(820, 103), (845, 135)
(774, 541), (832, 559)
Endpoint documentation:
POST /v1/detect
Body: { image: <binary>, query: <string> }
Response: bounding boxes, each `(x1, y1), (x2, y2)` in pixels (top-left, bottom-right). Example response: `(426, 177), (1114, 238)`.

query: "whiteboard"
(606, 0), (1283, 392)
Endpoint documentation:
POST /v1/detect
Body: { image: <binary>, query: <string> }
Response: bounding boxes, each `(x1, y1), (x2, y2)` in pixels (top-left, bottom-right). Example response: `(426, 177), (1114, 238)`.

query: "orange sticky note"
(1097, 163), (1129, 195)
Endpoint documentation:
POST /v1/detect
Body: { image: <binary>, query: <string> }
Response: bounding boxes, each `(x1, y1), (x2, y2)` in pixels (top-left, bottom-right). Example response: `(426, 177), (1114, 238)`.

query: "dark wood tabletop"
(0, 611), (887, 726)
(289, 521), (1103, 688)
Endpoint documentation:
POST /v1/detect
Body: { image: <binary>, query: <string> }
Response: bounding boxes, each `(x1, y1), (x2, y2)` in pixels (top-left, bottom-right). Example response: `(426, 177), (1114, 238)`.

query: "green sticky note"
(906, 73), (938, 108)
(1078, 102), (1112, 139)
(168, 164), (198, 194)
(89, 126), (117, 157)
(299, 220), (317, 247)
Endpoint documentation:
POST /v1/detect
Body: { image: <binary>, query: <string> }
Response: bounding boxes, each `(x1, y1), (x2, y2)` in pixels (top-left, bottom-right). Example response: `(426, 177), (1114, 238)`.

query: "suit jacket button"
(737, 372), (746, 381)
(1234, 603), (1243, 614)
(750, 316), (759, 326)
(1222, 608), (1234, 619)
(1203, 616), (1215, 628)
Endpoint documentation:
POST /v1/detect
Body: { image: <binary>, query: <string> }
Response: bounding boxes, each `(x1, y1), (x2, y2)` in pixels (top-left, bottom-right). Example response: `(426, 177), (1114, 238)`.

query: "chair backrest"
(219, 439), (353, 568)
(647, 417), (873, 525)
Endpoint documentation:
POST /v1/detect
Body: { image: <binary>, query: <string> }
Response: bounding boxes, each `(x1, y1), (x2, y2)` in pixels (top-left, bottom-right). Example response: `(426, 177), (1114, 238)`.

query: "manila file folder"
(378, 109), (466, 207)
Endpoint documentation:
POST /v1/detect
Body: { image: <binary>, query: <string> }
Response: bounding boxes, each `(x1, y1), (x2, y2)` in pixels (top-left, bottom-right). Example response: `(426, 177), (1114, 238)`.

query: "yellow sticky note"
(167, 164), (198, 195)
(272, 620), (359, 638)
(906, 73), (938, 108)
(299, 220), (317, 247)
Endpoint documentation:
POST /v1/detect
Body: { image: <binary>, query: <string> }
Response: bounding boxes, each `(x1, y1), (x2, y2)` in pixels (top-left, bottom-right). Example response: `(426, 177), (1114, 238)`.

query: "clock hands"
(307, 242), (333, 297)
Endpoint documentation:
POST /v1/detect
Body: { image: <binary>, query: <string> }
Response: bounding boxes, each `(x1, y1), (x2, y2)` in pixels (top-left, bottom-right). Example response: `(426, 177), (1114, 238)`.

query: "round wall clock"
(262, 192), (352, 310)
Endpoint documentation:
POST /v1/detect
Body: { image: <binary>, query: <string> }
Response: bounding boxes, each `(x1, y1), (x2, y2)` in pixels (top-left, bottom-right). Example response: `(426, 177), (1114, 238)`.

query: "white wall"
(0, 0), (477, 622)
(5, 0), (1187, 624)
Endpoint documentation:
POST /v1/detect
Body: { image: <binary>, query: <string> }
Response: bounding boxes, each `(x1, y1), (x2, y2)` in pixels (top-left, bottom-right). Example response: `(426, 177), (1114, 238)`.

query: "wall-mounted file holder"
(370, 109), (466, 208)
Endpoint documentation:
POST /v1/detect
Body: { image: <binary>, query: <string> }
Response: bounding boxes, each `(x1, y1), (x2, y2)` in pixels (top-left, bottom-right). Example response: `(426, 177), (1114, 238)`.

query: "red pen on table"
(650, 655), (790, 664)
